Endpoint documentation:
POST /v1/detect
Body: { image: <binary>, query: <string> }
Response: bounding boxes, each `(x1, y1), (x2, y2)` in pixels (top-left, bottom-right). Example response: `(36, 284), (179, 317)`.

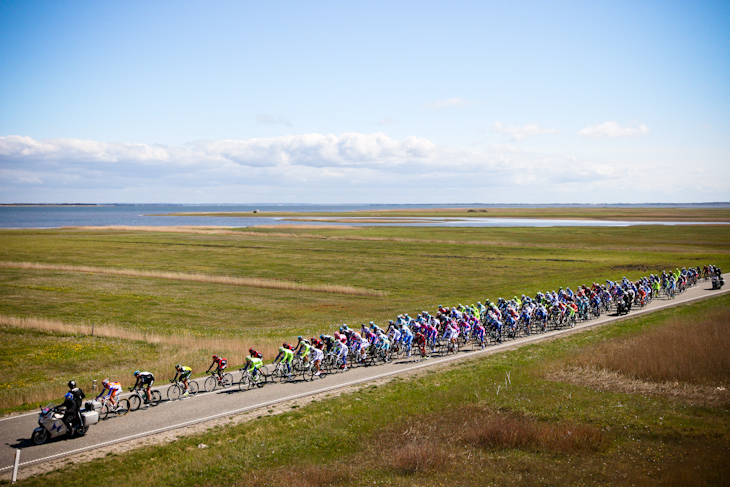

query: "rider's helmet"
(102, 379), (109, 386)
(68, 380), (76, 389)
(249, 348), (254, 354)
(320, 334), (325, 340)
(213, 355), (218, 360)
(134, 370), (140, 377)
(175, 364), (181, 370)
(297, 335), (302, 340)
(278, 347), (284, 353)
(65, 392), (73, 401)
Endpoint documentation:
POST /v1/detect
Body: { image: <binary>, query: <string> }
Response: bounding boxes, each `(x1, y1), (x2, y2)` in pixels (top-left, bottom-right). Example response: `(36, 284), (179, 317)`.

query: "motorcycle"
(32, 400), (100, 445)
(712, 275), (725, 290)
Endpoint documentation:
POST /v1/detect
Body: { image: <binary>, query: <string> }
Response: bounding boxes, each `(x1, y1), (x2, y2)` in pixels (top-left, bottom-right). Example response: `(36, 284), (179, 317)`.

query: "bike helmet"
(134, 370), (140, 376)
(175, 364), (181, 370)
(68, 380), (76, 389)
(213, 355), (218, 360)
(249, 348), (254, 354)
(320, 334), (324, 340)
(297, 335), (302, 340)
(102, 379), (109, 386)
(278, 347), (284, 353)
(65, 392), (73, 401)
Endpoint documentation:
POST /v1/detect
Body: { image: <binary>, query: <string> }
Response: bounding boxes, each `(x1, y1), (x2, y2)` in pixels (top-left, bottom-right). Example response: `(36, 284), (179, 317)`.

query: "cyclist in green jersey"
(241, 354), (264, 383)
(294, 336), (312, 363)
(172, 364), (192, 395)
(274, 346), (294, 379)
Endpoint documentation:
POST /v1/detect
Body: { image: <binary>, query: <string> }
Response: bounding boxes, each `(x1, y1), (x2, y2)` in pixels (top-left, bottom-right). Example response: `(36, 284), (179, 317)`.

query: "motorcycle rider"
(59, 391), (78, 435)
(68, 380), (85, 426)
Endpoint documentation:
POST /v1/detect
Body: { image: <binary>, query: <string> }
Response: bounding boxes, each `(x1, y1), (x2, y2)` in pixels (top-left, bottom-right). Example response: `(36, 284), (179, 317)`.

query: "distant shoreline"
(3, 202), (730, 208)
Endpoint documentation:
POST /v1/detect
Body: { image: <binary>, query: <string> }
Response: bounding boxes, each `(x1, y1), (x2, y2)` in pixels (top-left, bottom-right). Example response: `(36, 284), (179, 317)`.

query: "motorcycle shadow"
(9, 437), (35, 449)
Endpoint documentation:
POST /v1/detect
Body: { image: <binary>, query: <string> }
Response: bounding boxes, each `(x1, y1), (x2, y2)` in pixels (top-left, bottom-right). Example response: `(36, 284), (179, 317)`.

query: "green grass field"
(0, 220), (728, 411)
(10, 293), (730, 486)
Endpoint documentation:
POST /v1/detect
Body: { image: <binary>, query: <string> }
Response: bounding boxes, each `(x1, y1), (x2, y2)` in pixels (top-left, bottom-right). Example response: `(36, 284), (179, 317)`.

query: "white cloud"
(578, 121), (650, 138)
(422, 97), (471, 110)
(0, 133), (721, 204)
(491, 122), (558, 141)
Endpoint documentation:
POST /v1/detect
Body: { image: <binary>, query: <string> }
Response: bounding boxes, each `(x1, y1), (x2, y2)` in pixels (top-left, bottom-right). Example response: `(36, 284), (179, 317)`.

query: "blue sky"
(1, 0), (728, 204)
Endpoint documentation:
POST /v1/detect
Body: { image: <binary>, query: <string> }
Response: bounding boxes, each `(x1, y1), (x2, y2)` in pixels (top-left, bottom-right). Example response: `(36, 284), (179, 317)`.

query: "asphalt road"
(2, 280), (727, 476)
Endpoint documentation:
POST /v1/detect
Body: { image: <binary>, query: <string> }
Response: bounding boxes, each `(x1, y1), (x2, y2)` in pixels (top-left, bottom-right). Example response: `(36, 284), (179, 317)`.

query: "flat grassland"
(13, 292), (730, 486)
(0, 219), (728, 411)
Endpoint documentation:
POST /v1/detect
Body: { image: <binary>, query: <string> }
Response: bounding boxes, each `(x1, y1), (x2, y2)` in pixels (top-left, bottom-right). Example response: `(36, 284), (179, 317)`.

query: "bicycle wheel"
(116, 398), (130, 416)
(150, 390), (162, 406)
(100, 403), (110, 420)
(204, 376), (217, 392)
(188, 381), (199, 395)
(274, 367), (288, 383)
(167, 384), (181, 401)
(128, 394), (142, 411)
(238, 373), (250, 391)
(302, 367), (314, 381)
(221, 373), (234, 388)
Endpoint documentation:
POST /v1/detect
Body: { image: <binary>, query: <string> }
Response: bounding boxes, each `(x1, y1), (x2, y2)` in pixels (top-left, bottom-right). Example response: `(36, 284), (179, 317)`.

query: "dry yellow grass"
(572, 307), (730, 386)
(0, 260), (385, 297)
(0, 314), (282, 360)
(551, 306), (730, 406)
(0, 314), (284, 409)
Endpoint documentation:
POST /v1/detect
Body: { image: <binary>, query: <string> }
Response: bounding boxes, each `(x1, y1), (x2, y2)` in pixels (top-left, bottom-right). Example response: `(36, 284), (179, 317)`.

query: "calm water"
(0, 204), (727, 229)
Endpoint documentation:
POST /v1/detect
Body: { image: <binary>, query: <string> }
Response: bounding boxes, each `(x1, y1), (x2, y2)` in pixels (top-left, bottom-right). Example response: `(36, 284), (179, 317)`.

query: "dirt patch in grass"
(371, 404), (606, 465)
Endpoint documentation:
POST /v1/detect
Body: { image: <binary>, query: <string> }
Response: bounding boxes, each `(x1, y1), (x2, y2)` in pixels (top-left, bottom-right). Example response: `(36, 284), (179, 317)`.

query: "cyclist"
(273, 346), (294, 379)
(377, 329), (390, 357)
(311, 342), (324, 376)
(249, 348), (263, 359)
(96, 378), (123, 408)
(294, 336), (312, 364)
(132, 370), (155, 404)
(206, 355), (228, 380)
(400, 323), (414, 357)
(172, 364), (193, 395)
(320, 334), (336, 353)
(334, 336), (348, 370)
(241, 352), (264, 383)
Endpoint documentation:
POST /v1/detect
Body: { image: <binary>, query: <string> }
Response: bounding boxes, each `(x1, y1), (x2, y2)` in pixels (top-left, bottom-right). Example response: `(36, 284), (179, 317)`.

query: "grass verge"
(10, 294), (730, 486)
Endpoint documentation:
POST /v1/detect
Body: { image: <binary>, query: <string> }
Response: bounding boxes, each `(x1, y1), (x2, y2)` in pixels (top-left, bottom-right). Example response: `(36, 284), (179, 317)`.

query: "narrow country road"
(2, 280), (727, 478)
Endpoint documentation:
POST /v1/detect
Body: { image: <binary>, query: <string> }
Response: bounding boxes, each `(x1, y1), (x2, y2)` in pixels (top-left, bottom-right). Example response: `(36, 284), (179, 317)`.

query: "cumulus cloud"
(491, 122), (558, 141)
(577, 121), (650, 138)
(422, 97), (471, 110)
(256, 113), (293, 127)
(0, 133), (712, 204)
